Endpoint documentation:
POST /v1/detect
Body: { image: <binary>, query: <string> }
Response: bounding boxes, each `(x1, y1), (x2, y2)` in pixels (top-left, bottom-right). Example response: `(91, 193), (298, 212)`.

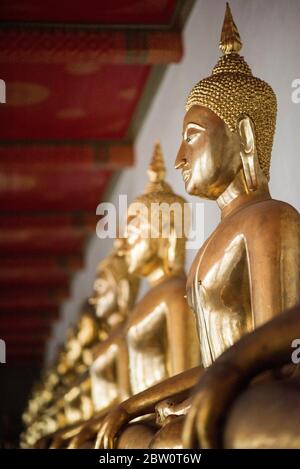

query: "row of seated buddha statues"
(20, 245), (140, 448)
(27, 141), (201, 449)
(90, 4), (300, 449)
(58, 142), (201, 449)
(21, 304), (99, 447)
(22, 3), (300, 449)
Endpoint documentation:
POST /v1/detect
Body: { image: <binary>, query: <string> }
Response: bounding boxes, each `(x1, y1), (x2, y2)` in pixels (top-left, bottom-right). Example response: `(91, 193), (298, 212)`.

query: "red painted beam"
(0, 227), (88, 255)
(7, 345), (45, 352)
(6, 345), (45, 352)
(0, 313), (57, 326)
(0, 267), (70, 288)
(0, 29), (182, 65)
(0, 254), (84, 270)
(6, 349), (45, 356)
(0, 296), (60, 315)
(0, 167), (112, 211)
(0, 322), (52, 333)
(0, 213), (97, 230)
(0, 143), (134, 169)
(0, 333), (51, 343)
(0, 0), (176, 24)
(0, 284), (69, 300)
(3, 333), (50, 344)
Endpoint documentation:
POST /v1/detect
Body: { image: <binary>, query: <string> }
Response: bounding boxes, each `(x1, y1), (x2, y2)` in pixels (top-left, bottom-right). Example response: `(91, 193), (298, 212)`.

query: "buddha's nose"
(174, 143), (186, 169)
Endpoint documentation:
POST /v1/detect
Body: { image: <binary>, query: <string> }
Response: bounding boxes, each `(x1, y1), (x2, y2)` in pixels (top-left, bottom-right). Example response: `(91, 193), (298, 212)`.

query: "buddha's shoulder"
(241, 199), (300, 232)
(128, 276), (187, 323)
(155, 275), (187, 295)
(138, 275), (186, 304)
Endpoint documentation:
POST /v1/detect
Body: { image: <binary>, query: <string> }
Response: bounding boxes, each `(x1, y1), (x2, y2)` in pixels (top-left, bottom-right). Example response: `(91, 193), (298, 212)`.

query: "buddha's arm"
(183, 304), (300, 449)
(121, 366), (201, 417)
(50, 422), (84, 449)
(68, 406), (113, 448)
(95, 367), (202, 449)
(248, 206), (300, 326)
(115, 337), (131, 402)
(155, 396), (193, 425)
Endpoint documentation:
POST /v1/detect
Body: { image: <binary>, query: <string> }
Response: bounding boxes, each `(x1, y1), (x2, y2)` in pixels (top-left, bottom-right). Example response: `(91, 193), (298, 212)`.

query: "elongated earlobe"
(117, 279), (130, 314)
(238, 116), (258, 192)
(162, 226), (184, 276)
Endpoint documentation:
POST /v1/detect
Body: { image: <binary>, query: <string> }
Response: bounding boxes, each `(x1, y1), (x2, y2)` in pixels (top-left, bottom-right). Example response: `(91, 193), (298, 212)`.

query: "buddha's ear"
(117, 278), (130, 314)
(162, 225), (182, 276)
(238, 115), (258, 192)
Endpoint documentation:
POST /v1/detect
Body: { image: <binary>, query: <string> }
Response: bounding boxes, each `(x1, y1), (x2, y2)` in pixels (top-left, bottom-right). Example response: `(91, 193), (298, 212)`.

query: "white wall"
(47, 0), (300, 362)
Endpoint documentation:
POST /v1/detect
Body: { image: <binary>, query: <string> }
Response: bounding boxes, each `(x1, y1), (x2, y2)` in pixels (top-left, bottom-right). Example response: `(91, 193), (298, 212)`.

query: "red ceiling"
(0, 63), (150, 140)
(0, 0), (175, 24)
(0, 0), (194, 446)
(0, 1), (188, 364)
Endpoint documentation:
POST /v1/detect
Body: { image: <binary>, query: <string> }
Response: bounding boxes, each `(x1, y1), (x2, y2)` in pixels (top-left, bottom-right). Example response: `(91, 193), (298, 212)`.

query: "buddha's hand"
(68, 426), (95, 449)
(156, 397), (193, 426)
(182, 392), (203, 449)
(183, 361), (242, 449)
(95, 406), (129, 449)
(155, 399), (177, 426)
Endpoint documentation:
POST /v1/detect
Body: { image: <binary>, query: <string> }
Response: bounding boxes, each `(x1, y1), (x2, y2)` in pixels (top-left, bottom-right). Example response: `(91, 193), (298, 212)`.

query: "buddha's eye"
(185, 134), (198, 144)
(184, 123), (205, 143)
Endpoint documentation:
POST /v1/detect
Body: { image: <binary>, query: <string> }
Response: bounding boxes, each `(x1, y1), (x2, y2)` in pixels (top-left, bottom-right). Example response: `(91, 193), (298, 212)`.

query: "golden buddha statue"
(21, 328), (95, 448)
(90, 143), (199, 449)
(21, 350), (75, 447)
(58, 302), (100, 381)
(95, 3), (300, 449)
(22, 380), (49, 428)
(88, 243), (140, 412)
(20, 360), (68, 448)
(23, 350), (67, 429)
(43, 321), (90, 401)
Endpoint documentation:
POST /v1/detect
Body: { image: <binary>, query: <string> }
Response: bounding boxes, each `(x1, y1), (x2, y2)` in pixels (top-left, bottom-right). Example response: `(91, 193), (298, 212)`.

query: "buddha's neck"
(217, 168), (271, 219)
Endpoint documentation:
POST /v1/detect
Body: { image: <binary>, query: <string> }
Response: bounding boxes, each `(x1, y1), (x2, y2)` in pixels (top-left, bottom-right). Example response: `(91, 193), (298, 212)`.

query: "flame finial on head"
(219, 2), (242, 55)
(147, 141), (165, 183)
(144, 141), (172, 194)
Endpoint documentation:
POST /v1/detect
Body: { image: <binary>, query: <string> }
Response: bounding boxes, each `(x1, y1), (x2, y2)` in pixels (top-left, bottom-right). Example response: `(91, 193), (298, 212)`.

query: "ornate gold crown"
(144, 141), (173, 195)
(133, 141), (185, 207)
(186, 3), (277, 180)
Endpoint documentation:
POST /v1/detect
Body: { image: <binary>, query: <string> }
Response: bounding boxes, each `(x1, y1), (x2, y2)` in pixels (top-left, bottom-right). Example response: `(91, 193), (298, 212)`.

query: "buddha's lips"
(182, 169), (191, 182)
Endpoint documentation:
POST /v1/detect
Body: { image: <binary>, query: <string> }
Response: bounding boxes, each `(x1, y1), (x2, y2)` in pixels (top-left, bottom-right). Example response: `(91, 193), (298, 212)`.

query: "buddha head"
(64, 328), (81, 365)
(175, 3), (277, 199)
(76, 301), (98, 347)
(124, 142), (187, 278)
(89, 243), (139, 319)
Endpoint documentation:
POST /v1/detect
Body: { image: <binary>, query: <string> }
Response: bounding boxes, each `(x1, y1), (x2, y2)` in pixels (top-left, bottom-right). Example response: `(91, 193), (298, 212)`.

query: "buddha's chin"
(185, 181), (199, 196)
(127, 262), (137, 275)
(125, 254), (135, 273)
